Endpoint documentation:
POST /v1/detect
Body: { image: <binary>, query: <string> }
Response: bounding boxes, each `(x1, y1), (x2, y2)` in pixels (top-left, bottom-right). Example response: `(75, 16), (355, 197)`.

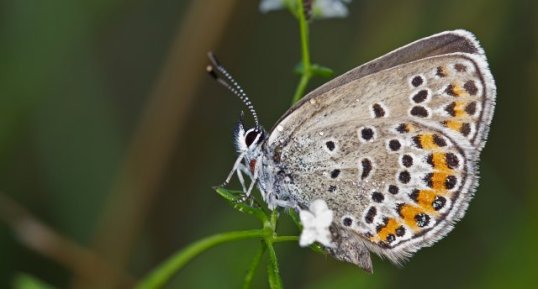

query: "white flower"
(259, 0), (286, 13)
(259, 0), (352, 19)
(313, 0), (351, 18)
(299, 199), (334, 247)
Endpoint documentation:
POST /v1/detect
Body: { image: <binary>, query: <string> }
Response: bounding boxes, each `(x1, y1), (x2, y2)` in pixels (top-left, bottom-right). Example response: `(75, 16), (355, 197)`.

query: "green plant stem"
(292, 0), (312, 104)
(241, 243), (266, 289)
(261, 209), (282, 289)
(273, 235), (299, 243)
(135, 229), (265, 289)
(265, 239), (283, 289)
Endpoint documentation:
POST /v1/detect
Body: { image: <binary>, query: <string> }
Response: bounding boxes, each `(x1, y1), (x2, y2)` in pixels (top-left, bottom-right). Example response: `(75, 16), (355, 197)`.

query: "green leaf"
(213, 186), (243, 202)
(12, 274), (56, 289)
(214, 187), (268, 223)
(311, 64), (334, 78)
(294, 63), (334, 78)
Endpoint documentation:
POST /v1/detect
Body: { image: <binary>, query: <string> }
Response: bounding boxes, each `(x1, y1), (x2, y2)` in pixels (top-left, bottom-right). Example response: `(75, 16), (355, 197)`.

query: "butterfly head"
(234, 114), (266, 153)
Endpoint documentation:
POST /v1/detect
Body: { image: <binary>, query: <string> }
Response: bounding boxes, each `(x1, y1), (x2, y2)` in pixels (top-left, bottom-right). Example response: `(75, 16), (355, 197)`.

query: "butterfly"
(208, 30), (496, 272)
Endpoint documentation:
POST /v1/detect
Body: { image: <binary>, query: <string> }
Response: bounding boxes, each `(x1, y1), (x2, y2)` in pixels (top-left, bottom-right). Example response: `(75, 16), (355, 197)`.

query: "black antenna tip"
(206, 65), (218, 79)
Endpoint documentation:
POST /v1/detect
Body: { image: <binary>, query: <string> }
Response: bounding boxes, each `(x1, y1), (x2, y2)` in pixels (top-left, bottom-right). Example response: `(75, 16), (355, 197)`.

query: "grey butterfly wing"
(263, 30), (495, 269)
(274, 29), (489, 128)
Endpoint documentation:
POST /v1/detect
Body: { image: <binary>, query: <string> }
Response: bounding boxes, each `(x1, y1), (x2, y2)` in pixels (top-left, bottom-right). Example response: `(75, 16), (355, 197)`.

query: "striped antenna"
(207, 52), (260, 127)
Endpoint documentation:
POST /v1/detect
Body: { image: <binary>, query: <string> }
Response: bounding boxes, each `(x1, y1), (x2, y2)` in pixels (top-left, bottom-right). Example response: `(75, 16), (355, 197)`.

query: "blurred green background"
(1, 0), (537, 288)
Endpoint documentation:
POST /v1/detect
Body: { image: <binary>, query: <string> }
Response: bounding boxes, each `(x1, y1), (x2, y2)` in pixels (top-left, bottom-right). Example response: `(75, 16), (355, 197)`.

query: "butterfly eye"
(244, 129), (259, 147)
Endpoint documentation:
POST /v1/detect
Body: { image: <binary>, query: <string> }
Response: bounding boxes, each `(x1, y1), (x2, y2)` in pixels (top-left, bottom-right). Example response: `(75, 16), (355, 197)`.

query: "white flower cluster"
(299, 199), (334, 247)
(260, 0), (352, 19)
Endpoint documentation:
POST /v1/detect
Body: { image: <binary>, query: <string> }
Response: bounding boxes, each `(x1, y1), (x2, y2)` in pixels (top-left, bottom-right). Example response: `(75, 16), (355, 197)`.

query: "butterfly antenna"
(207, 52), (260, 128)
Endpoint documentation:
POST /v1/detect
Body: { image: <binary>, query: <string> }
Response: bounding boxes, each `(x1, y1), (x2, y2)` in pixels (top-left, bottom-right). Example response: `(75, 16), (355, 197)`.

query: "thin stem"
(263, 208), (283, 289)
(241, 243), (266, 289)
(265, 239), (283, 289)
(292, 0), (313, 104)
(270, 209), (279, 227)
(273, 235), (299, 243)
(135, 229), (266, 289)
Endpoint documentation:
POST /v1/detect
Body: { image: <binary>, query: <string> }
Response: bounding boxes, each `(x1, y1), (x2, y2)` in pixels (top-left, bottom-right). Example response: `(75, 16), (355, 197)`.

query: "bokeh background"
(1, 0), (537, 288)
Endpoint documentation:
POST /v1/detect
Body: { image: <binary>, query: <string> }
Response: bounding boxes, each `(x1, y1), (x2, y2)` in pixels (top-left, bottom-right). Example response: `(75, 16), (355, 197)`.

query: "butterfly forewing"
(262, 31), (495, 264)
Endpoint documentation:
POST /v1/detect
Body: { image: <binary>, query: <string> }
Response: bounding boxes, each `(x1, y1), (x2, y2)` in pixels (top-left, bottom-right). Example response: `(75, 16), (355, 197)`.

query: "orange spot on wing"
(417, 134), (447, 150)
(453, 84), (467, 96)
(376, 218), (400, 241)
(447, 83), (468, 97)
(416, 190), (436, 205)
(415, 190), (441, 214)
(419, 134), (436, 149)
(430, 172), (450, 191)
(398, 204), (422, 231)
(454, 101), (467, 117)
(443, 120), (463, 131)
(432, 152), (451, 172)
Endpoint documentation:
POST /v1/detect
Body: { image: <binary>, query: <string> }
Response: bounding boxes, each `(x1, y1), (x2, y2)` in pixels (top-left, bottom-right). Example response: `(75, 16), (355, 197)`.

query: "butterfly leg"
(236, 163), (251, 192)
(221, 152), (247, 187)
(229, 163), (258, 204)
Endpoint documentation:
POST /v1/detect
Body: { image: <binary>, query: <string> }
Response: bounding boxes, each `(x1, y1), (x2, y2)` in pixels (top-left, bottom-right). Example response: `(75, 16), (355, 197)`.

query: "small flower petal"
(259, 0), (352, 19)
(315, 231), (333, 246)
(313, 0), (351, 18)
(317, 210), (334, 227)
(309, 199), (329, 214)
(259, 0), (285, 13)
(299, 229), (317, 246)
(298, 199), (334, 247)
(299, 209), (315, 224)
